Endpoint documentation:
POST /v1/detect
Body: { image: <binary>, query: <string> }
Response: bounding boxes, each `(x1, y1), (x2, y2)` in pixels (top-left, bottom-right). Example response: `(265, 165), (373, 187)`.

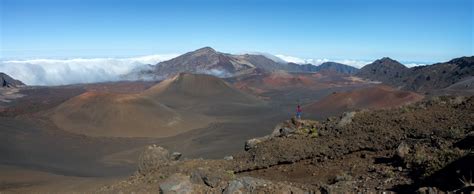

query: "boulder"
(337, 111), (356, 128)
(396, 141), (410, 160)
(223, 176), (304, 194)
(171, 152), (182, 161)
(271, 123), (296, 137)
(190, 170), (205, 185)
(244, 136), (269, 151)
(203, 175), (222, 188)
(224, 177), (267, 194)
(278, 127), (295, 137)
(137, 145), (171, 174)
(159, 173), (197, 194)
(189, 168), (229, 189)
(224, 179), (245, 194)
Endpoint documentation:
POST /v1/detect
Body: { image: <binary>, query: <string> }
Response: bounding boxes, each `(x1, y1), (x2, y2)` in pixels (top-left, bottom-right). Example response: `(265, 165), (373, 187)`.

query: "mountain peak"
(375, 57), (401, 64)
(355, 57), (407, 83)
(369, 57), (407, 69)
(380, 57), (394, 60)
(194, 46), (216, 53)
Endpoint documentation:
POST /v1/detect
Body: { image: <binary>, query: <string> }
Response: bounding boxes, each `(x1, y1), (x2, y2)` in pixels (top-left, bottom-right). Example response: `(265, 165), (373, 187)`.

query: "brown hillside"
(50, 91), (212, 138)
(145, 73), (262, 108)
(304, 85), (423, 118)
(49, 73), (262, 138)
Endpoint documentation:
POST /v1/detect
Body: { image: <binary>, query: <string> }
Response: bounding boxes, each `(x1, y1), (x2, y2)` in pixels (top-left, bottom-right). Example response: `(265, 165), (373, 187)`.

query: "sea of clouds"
(0, 52), (427, 86)
(273, 54), (426, 68)
(0, 54), (178, 86)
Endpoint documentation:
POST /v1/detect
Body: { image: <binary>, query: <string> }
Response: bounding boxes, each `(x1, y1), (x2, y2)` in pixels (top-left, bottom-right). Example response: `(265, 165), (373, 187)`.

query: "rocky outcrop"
(0, 73), (25, 88)
(223, 176), (304, 194)
(159, 173), (201, 193)
(137, 145), (180, 174)
(244, 118), (320, 151)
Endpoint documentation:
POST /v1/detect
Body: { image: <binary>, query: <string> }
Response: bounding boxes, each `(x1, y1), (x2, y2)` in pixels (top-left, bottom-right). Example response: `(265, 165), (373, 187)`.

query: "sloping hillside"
(145, 73), (263, 109)
(50, 91), (212, 137)
(49, 73), (264, 137)
(304, 85), (424, 118)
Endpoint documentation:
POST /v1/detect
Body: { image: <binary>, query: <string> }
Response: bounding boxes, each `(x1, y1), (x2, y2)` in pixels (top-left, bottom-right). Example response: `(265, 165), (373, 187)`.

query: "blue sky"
(1, 0), (472, 62)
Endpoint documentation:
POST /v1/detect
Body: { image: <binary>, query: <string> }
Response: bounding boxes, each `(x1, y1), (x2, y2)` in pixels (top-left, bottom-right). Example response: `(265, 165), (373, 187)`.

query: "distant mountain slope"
(356, 56), (474, 92)
(356, 57), (408, 85)
(316, 62), (359, 74)
(131, 47), (357, 79)
(150, 47), (296, 78)
(404, 56), (474, 91)
(152, 47), (247, 78)
(285, 62), (359, 74)
(0, 73), (25, 88)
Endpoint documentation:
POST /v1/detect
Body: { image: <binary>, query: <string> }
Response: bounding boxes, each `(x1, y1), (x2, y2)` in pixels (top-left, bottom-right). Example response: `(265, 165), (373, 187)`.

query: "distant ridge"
(356, 56), (474, 92)
(129, 47), (358, 79)
(316, 62), (359, 74)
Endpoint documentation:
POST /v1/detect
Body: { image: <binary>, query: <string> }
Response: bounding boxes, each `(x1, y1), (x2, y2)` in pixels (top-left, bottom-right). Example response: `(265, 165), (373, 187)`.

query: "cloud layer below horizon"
(0, 52), (427, 86)
(0, 54), (178, 86)
(273, 54), (426, 68)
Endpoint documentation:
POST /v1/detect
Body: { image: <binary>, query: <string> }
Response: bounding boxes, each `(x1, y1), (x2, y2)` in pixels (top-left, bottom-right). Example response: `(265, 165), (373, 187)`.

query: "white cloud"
(0, 54), (178, 86)
(241, 52), (288, 63)
(274, 54), (371, 68)
(252, 53), (430, 69)
(404, 63), (427, 67)
(275, 54), (315, 64)
(311, 59), (330, 65)
(197, 69), (232, 78)
(333, 59), (371, 68)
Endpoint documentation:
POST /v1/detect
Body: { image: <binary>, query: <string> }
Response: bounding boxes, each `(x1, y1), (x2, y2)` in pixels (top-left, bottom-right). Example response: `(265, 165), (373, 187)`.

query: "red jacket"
(297, 105), (302, 113)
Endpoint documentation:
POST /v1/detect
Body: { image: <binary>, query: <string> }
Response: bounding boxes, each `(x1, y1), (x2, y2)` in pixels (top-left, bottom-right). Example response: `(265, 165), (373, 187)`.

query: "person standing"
(296, 104), (302, 120)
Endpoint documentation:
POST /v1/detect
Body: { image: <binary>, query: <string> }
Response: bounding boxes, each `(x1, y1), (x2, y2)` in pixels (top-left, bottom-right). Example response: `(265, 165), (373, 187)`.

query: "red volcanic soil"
(233, 71), (347, 95)
(0, 86), (86, 117)
(304, 85), (424, 119)
(231, 71), (376, 105)
(49, 90), (212, 138)
(233, 71), (370, 93)
(261, 71), (314, 87)
(145, 73), (262, 107)
(0, 81), (159, 117)
(48, 73), (263, 138)
(83, 81), (159, 94)
(234, 71), (324, 91)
